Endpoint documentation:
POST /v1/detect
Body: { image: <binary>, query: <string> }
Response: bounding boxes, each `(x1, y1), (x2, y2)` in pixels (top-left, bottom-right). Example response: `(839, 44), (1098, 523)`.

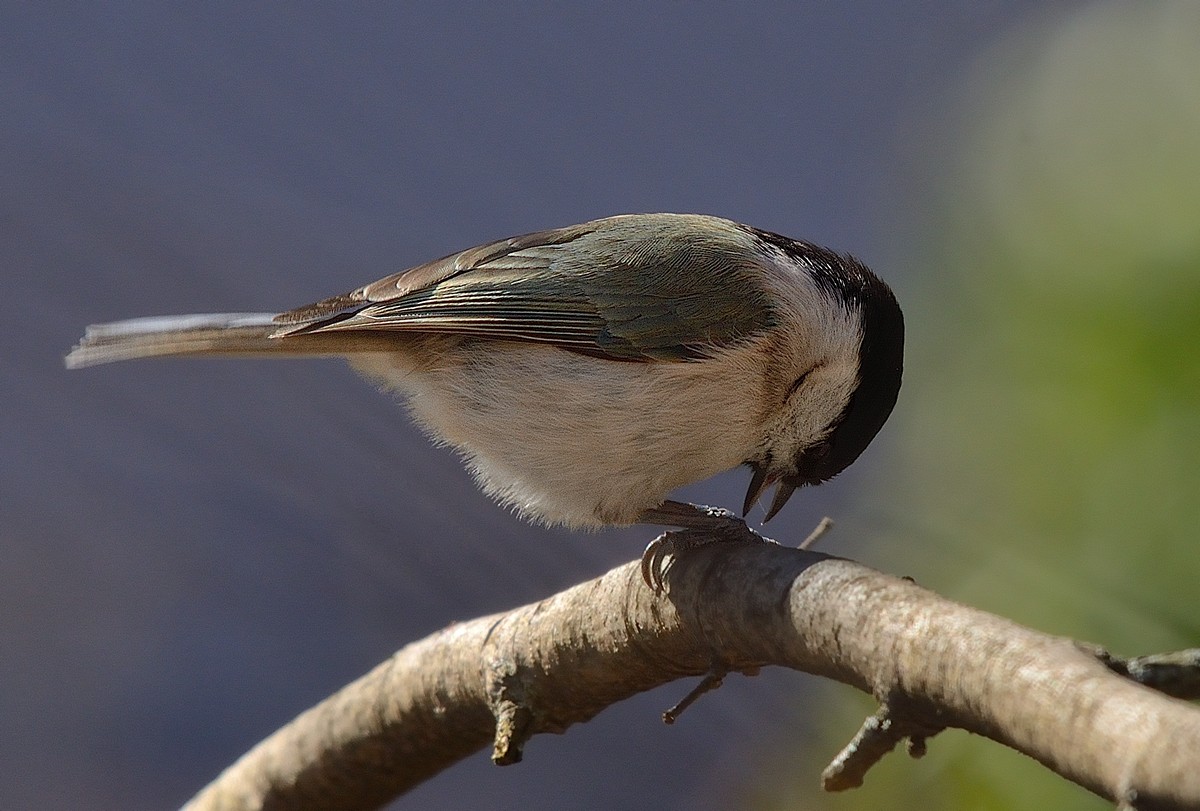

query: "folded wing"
(273, 214), (776, 362)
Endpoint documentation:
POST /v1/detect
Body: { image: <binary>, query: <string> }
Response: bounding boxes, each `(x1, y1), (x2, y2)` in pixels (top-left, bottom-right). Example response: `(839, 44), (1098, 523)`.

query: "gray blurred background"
(6, 2), (1198, 809)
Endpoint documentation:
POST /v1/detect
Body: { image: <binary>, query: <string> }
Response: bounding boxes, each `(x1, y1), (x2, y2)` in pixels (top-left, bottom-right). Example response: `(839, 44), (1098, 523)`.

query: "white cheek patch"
(784, 359), (859, 445)
(754, 259), (866, 468)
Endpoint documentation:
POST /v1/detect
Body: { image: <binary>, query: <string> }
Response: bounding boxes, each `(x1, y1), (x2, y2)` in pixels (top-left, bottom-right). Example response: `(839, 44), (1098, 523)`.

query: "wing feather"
(273, 214), (775, 361)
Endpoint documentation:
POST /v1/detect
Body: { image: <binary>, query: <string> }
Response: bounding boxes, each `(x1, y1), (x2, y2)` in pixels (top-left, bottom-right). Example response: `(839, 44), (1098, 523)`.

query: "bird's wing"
(273, 214), (776, 361)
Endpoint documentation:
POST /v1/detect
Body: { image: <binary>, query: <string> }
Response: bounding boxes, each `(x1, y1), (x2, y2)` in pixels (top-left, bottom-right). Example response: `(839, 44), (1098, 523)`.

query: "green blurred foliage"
(760, 2), (1200, 808)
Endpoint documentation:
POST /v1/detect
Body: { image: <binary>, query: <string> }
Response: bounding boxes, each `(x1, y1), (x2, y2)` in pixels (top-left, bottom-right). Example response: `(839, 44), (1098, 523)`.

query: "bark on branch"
(182, 542), (1200, 811)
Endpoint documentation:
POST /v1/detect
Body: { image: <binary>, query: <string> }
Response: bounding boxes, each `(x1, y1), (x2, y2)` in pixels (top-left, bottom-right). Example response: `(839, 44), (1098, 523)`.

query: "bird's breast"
(352, 341), (768, 528)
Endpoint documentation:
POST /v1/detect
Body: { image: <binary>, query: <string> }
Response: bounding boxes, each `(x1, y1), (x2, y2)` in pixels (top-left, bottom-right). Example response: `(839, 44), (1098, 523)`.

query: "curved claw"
(641, 532), (678, 593)
(640, 519), (771, 593)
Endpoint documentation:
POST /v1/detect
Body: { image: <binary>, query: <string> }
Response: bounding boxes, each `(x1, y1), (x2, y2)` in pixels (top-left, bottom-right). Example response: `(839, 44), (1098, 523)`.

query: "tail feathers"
(65, 313), (284, 369)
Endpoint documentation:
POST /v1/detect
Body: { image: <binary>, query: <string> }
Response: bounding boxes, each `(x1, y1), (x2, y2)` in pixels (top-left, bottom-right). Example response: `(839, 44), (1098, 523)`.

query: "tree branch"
(182, 542), (1200, 811)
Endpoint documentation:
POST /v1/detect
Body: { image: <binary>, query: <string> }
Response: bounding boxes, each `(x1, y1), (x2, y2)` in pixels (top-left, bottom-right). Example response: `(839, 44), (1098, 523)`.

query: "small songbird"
(67, 213), (904, 576)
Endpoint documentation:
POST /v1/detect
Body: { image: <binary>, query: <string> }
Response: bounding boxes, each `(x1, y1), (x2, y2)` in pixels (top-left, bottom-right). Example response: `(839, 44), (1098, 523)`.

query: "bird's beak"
(742, 462), (777, 517)
(745, 463), (802, 522)
(763, 479), (798, 523)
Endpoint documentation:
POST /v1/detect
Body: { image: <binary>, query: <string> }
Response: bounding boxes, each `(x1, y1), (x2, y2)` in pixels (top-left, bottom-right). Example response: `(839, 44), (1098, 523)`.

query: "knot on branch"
(485, 659), (537, 765)
(822, 703), (946, 792)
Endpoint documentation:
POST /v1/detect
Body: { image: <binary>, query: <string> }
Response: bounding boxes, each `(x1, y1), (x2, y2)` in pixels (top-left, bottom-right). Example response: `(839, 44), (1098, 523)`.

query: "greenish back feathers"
(274, 214), (777, 362)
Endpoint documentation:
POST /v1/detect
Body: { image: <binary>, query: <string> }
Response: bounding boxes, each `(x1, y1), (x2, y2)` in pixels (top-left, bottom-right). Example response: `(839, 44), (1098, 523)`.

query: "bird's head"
(739, 227), (905, 521)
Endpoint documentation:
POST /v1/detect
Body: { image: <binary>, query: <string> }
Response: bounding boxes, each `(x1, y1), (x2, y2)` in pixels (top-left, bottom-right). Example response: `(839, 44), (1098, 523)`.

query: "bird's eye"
(785, 368), (814, 400)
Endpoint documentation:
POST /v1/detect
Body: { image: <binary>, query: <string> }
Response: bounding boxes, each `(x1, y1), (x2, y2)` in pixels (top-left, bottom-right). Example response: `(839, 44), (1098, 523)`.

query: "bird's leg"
(638, 500), (768, 591)
(639, 499), (760, 534)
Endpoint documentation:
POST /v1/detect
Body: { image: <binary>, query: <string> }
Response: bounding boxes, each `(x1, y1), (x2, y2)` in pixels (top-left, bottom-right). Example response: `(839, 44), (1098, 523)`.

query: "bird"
(67, 213), (904, 585)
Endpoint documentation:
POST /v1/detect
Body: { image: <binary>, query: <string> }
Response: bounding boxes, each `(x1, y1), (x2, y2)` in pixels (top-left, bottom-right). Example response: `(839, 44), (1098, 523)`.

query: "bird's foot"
(639, 504), (767, 592)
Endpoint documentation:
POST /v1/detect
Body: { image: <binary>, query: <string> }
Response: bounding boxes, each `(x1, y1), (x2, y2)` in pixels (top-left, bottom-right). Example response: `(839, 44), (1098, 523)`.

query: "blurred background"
(3, 2), (1197, 809)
